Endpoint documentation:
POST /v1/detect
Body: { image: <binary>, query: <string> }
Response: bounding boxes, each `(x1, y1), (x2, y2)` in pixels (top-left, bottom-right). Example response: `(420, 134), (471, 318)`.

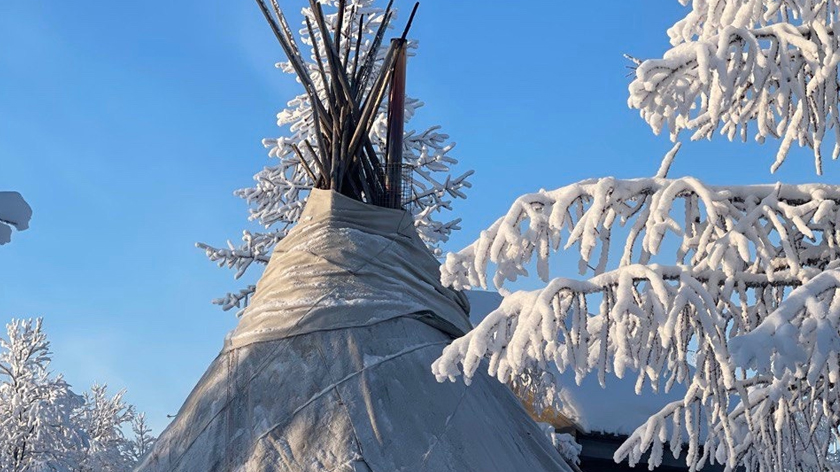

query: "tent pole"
(385, 39), (407, 209)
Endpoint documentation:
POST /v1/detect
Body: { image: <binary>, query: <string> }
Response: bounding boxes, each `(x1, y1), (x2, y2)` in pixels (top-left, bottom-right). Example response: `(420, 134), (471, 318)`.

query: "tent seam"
(253, 340), (447, 447)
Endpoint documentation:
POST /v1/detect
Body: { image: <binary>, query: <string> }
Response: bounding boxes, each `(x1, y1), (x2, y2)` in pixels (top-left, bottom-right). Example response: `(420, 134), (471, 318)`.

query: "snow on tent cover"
(136, 189), (573, 472)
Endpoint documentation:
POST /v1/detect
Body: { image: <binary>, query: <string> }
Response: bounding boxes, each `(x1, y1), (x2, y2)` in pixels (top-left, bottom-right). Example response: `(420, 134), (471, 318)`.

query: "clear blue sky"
(3, 1), (839, 434)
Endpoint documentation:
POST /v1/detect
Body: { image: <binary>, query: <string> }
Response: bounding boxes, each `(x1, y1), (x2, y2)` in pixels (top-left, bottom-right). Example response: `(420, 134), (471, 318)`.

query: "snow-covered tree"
(629, 0), (840, 174)
(0, 191), (31, 245)
(127, 413), (154, 464)
(0, 318), (85, 471)
(76, 384), (136, 472)
(0, 318), (155, 471)
(197, 0), (472, 315)
(430, 2), (840, 470)
(433, 176), (840, 472)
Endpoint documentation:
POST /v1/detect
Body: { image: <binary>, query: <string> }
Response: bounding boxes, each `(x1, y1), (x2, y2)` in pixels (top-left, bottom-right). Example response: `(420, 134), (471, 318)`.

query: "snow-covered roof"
(465, 290), (684, 436)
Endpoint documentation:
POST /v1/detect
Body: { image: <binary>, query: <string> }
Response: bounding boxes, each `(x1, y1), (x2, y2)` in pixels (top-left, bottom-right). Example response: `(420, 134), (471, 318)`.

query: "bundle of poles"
(255, 0), (419, 209)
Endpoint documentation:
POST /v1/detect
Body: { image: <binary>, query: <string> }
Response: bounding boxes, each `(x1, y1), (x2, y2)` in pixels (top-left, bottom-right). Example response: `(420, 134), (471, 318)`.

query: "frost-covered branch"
(210, 285), (256, 318)
(436, 176), (840, 471)
(538, 423), (582, 467)
(619, 270), (840, 471)
(443, 177), (840, 291)
(197, 230), (282, 279)
(630, 0), (840, 173)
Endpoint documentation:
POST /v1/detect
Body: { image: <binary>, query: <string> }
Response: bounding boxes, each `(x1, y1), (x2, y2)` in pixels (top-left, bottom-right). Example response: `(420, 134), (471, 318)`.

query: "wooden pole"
(385, 39), (407, 208)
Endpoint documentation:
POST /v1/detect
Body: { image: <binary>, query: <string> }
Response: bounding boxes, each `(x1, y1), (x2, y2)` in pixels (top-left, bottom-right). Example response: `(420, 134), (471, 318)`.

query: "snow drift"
(136, 189), (571, 472)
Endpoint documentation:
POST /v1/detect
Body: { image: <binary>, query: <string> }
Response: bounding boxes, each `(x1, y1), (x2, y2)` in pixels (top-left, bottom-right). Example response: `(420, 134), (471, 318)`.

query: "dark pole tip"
(400, 2), (420, 41)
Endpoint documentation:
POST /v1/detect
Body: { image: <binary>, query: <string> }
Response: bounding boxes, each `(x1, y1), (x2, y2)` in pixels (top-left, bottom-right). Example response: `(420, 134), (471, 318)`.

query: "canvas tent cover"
(136, 190), (571, 472)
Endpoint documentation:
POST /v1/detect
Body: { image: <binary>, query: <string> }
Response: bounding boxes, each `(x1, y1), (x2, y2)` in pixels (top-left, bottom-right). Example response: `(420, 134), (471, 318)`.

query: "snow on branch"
(196, 230), (281, 315)
(0, 191), (31, 245)
(197, 230), (282, 279)
(210, 285), (256, 318)
(618, 270), (840, 472)
(436, 176), (840, 471)
(443, 177), (840, 291)
(435, 262), (840, 471)
(630, 0), (840, 174)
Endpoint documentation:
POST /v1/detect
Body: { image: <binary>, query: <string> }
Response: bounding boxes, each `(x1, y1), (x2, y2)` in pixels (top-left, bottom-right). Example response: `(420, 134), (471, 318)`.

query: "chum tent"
(136, 190), (573, 471)
(136, 2), (573, 470)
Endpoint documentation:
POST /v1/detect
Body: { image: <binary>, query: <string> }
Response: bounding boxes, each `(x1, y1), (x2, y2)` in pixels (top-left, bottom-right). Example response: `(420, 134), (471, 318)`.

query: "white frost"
(629, 0), (840, 174)
(440, 177), (840, 472)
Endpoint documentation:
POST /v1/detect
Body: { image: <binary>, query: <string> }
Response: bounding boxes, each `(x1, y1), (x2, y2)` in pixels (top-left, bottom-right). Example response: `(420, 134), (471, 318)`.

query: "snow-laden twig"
(443, 177), (840, 291)
(656, 142), (682, 178)
(630, 0), (840, 174)
(538, 423), (582, 466)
